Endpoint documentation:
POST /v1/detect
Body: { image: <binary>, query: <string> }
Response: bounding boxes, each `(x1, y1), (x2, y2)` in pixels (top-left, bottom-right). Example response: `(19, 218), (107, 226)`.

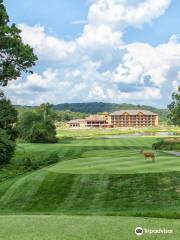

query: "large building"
(85, 114), (112, 128)
(110, 110), (158, 128)
(68, 110), (158, 128)
(68, 113), (112, 128)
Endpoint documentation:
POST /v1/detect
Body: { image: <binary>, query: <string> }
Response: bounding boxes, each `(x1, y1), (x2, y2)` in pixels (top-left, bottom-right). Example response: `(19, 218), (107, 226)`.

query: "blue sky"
(4, 0), (180, 45)
(4, 0), (89, 39)
(4, 0), (180, 107)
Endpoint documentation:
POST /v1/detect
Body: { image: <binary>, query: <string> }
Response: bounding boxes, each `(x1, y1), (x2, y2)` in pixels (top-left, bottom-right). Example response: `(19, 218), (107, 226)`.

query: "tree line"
(53, 102), (168, 122)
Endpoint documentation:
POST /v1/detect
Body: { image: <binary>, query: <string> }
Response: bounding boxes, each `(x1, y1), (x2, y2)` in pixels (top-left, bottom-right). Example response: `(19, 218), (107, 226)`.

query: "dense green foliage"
(168, 86), (180, 126)
(16, 106), (87, 122)
(0, 148), (59, 183)
(0, 0), (37, 165)
(13, 151), (59, 169)
(53, 110), (87, 122)
(0, 129), (15, 164)
(0, 98), (17, 140)
(52, 102), (168, 122)
(17, 104), (57, 143)
(27, 121), (57, 143)
(0, 0), (37, 88)
(0, 98), (17, 164)
(152, 139), (180, 151)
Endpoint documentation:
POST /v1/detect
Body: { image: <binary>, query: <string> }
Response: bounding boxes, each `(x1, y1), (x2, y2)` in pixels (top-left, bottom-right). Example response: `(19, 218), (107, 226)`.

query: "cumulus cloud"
(88, 0), (171, 28)
(5, 0), (179, 107)
(19, 24), (76, 61)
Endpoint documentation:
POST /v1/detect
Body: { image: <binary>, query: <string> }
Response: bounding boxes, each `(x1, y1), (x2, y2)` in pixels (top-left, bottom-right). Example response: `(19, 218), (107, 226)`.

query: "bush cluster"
(17, 104), (57, 143)
(12, 151), (59, 170)
(152, 139), (180, 151)
(0, 98), (18, 164)
(0, 129), (16, 164)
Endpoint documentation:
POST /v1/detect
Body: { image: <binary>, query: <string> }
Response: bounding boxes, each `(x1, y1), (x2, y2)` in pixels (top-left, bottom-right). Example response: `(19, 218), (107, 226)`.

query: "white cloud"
(19, 24), (76, 61)
(77, 24), (122, 49)
(88, 0), (171, 28)
(5, 0), (179, 107)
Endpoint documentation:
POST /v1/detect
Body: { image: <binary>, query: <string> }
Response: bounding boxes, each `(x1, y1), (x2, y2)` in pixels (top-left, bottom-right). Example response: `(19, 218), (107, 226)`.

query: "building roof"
(110, 110), (158, 116)
(85, 115), (106, 121)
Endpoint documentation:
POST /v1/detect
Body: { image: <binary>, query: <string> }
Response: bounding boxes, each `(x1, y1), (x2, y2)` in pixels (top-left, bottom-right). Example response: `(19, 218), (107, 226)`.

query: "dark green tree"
(17, 110), (42, 140)
(0, 0), (37, 164)
(0, 98), (17, 164)
(0, 129), (15, 164)
(17, 104), (57, 143)
(27, 120), (57, 143)
(37, 103), (51, 122)
(168, 86), (180, 126)
(0, 0), (37, 89)
(0, 98), (17, 140)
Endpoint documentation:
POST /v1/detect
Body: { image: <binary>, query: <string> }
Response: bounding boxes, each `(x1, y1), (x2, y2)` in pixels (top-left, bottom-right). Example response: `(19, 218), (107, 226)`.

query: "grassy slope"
(0, 215), (179, 240)
(0, 137), (180, 218)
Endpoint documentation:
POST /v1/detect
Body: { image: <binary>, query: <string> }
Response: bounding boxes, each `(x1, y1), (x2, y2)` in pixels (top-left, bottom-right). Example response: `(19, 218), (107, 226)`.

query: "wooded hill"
(52, 102), (168, 122)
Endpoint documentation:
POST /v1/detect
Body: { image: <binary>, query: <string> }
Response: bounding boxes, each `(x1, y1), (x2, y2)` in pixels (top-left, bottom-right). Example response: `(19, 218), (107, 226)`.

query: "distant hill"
(52, 102), (168, 122)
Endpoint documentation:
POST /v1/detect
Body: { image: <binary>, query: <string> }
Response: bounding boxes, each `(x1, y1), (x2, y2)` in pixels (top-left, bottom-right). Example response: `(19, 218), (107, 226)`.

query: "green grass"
(56, 127), (180, 138)
(0, 215), (179, 240)
(48, 149), (179, 174)
(1, 136), (180, 239)
(0, 137), (180, 218)
(1, 170), (180, 218)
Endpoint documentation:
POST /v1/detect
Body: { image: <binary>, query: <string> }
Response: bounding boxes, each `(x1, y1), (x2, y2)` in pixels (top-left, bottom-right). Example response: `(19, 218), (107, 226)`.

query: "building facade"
(85, 114), (112, 128)
(68, 119), (86, 128)
(110, 110), (158, 128)
(68, 110), (158, 128)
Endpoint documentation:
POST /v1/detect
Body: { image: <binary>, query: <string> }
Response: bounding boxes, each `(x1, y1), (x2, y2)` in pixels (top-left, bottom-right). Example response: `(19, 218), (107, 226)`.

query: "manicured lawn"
(1, 170), (180, 218)
(16, 137), (180, 174)
(48, 149), (179, 174)
(0, 215), (179, 240)
(0, 137), (180, 218)
(0, 136), (180, 239)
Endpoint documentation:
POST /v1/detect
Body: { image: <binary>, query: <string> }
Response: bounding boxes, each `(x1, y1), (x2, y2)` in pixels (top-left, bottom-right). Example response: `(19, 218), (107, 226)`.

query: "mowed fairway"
(18, 136), (180, 175)
(0, 215), (180, 240)
(48, 148), (179, 174)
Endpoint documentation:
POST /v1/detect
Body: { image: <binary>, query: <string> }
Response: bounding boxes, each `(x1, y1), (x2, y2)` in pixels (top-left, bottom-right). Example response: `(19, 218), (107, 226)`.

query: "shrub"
(17, 104), (57, 144)
(0, 98), (17, 164)
(12, 151), (59, 170)
(27, 121), (57, 143)
(0, 129), (15, 164)
(152, 139), (180, 151)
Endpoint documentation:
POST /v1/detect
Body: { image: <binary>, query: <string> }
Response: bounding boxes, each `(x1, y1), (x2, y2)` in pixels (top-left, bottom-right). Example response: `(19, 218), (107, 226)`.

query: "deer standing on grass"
(140, 149), (155, 162)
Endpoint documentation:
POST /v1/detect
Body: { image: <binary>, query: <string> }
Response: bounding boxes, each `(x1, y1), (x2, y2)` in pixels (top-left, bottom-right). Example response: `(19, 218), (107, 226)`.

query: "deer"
(140, 149), (155, 162)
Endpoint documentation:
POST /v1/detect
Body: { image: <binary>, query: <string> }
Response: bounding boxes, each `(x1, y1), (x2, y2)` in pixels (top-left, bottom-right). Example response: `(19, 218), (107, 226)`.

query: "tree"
(37, 103), (51, 122)
(0, 98), (17, 164)
(17, 104), (57, 143)
(168, 86), (180, 126)
(27, 121), (57, 143)
(0, 129), (15, 164)
(0, 98), (17, 140)
(17, 110), (41, 140)
(0, 0), (37, 164)
(0, 0), (37, 89)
